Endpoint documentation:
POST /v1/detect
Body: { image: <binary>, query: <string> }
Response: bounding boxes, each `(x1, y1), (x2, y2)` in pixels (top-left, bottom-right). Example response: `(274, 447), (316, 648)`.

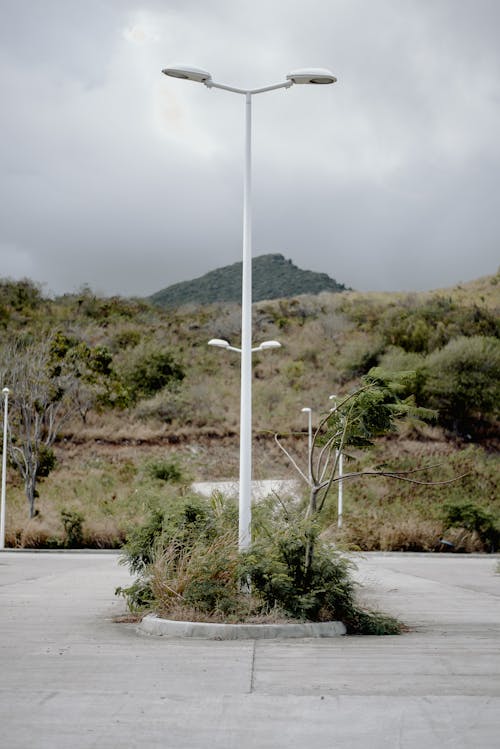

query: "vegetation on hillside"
(149, 253), (348, 308)
(0, 269), (498, 553)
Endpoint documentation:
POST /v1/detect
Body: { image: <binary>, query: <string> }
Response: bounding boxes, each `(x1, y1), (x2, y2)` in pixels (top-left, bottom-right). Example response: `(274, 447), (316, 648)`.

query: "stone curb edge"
(139, 613), (346, 640)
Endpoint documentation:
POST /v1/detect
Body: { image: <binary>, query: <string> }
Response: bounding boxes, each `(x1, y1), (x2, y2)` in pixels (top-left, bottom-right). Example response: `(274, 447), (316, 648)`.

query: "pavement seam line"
(249, 640), (257, 694)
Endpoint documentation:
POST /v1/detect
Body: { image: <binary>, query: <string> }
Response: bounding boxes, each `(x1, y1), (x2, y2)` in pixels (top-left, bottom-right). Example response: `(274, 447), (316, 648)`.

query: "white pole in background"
(1, 387), (10, 549)
(337, 450), (344, 529)
(301, 407), (312, 482)
(329, 394), (344, 529)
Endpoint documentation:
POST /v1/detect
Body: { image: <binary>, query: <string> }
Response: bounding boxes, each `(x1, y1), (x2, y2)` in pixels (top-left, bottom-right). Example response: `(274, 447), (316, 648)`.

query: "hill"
(0, 272), (498, 551)
(149, 253), (348, 308)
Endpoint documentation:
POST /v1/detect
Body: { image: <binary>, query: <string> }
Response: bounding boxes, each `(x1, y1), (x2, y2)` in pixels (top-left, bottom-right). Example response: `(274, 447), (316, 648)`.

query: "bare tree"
(0, 337), (78, 517)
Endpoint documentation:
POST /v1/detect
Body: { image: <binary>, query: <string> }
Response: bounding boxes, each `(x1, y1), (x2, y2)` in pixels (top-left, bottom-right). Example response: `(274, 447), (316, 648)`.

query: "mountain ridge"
(149, 253), (348, 308)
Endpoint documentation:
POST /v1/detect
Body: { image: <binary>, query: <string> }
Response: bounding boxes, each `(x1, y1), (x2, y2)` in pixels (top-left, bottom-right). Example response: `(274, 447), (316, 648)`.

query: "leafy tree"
(275, 373), (462, 575)
(422, 336), (500, 432)
(0, 278), (45, 329)
(47, 332), (114, 422)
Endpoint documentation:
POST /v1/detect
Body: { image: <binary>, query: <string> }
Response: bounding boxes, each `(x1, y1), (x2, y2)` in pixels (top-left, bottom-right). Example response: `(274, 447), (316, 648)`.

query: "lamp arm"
(205, 80), (293, 96)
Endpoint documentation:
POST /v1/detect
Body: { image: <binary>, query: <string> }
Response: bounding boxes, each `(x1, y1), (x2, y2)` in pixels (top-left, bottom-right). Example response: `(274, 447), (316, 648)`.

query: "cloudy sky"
(1, 0), (499, 297)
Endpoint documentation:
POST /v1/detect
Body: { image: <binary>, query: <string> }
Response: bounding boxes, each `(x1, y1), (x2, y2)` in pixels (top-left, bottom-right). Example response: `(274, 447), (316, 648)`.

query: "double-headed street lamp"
(163, 65), (337, 551)
(209, 338), (281, 354)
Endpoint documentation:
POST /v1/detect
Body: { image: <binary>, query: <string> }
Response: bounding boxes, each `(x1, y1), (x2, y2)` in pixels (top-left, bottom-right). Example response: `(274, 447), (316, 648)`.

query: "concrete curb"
(139, 613), (346, 640)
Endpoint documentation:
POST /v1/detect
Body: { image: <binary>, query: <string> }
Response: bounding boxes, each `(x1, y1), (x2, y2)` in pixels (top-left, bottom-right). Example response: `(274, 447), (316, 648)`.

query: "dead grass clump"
(147, 530), (250, 622)
(84, 519), (126, 549)
(334, 516), (443, 552)
(377, 519), (443, 552)
(17, 520), (60, 548)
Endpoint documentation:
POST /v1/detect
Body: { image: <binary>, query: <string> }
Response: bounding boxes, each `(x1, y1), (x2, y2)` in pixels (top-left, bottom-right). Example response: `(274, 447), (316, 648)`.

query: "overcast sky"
(1, 0), (499, 297)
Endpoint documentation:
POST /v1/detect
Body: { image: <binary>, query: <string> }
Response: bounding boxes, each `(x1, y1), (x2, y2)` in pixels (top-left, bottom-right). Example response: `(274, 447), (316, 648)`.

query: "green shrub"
(422, 336), (500, 431)
(121, 496), (215, 574)
(442, 500), (499, 551)
(115, 578), (155, 611)
(338, 334), (385, 379)
(241, 520), (401, 634)
(340, 294), (499, 354)
(119, 496), (401, 633)
(61, 509), (84, 547)
(37, 444), (57, 478)
(145, 458), (183, 483)
(122, 350), (185, 401)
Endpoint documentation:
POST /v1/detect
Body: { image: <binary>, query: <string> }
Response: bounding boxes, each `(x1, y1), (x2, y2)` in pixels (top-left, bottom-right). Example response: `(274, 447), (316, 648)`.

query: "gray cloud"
(0, 0), (499, 296)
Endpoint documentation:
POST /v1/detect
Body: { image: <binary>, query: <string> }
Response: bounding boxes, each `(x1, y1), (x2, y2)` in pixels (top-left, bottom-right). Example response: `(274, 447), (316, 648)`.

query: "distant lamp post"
(329, 394), (344, 529)
(301, 407), (313, 482)
(164, 64), (336, 551)
(1, 387), (10, 550)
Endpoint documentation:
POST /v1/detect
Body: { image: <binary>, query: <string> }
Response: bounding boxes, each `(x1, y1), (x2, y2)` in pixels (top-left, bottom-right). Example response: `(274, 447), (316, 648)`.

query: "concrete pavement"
(0, 550), (499, 748)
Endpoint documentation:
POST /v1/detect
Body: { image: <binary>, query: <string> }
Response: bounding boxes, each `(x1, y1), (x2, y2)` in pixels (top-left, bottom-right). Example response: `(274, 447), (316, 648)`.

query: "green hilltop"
(149, 253), (348, 308)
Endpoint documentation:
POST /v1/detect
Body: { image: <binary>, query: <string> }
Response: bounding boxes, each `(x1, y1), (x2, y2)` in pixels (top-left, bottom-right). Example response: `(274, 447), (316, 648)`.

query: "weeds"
(117, 495), (402, 634)
(61, 509), (84, 547)
(145, 458), (183, 483)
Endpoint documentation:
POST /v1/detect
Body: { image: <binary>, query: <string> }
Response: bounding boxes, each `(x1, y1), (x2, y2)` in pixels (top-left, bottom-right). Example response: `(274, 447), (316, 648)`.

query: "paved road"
(0, 551), (499, 748)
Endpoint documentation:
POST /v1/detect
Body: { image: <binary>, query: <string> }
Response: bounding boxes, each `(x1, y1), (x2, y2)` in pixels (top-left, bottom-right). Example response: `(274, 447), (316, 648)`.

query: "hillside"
(149, 253), (348, 307)
(0, 271), (498, 551)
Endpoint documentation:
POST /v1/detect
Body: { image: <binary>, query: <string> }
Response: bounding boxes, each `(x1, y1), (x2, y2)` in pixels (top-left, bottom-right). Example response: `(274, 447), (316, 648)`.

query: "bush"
(120, 495), (216, 575)
(422, 336), (500, 431)
(241, 519), (400, 634)
(37, 444), (57, 478)
(61, 509), (84, 547)
(145, 458), (183, 483)
(122, 350), (185, 402)
(338, 334), (385, 379)
(442, 501), (499, 552)
(118, 496), (401, 633)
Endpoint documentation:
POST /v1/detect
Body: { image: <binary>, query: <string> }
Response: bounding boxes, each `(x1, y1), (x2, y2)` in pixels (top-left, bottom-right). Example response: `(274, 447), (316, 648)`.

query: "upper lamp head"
(287, 68), (337, 85)
(162, 65), (212, 84)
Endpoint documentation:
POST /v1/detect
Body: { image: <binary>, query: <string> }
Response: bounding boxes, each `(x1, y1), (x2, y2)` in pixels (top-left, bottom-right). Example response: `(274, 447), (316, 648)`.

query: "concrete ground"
(0, 551), (499, 748)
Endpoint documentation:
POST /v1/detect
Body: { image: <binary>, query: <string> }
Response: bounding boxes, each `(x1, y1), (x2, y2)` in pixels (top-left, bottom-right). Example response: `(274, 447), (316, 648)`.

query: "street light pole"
(1, 387), (10, 550)
(301, 407), (312, 483)
(163, 65), (337, 551)
(240, 90), (253, 549)
(329, 394), (344, 529)
(209, 337), (281, 549)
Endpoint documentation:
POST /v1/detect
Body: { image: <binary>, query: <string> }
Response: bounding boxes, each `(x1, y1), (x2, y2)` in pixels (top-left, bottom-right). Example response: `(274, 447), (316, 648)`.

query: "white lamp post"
(208, 337), (280, 552)
(164, 65), (336, 551)
(1, 387), (10, 549)
(301, 407), (312, 482)
(329, 394), (344, 529)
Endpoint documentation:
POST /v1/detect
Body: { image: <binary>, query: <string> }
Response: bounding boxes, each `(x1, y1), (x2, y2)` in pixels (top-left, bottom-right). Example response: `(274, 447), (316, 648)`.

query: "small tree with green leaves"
(274, 371), (465, 574)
